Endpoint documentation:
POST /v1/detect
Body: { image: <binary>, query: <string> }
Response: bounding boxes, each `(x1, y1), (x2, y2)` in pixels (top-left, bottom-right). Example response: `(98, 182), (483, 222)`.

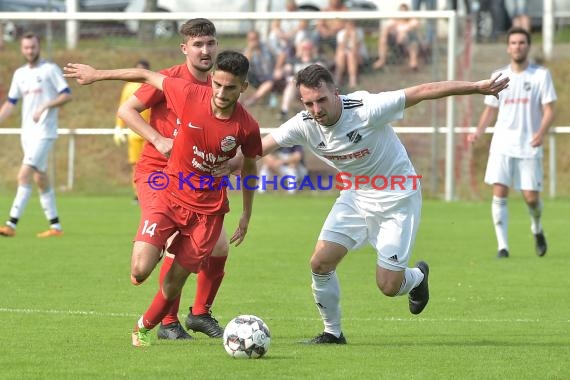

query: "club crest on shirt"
(220, 136), (237, 152)
(524, 82), (531, 91)
(346, 130), (362, 144)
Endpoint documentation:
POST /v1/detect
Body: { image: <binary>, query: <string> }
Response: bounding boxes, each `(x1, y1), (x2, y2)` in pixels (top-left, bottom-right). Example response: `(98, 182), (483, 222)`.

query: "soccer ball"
(223, 315), (271, 359)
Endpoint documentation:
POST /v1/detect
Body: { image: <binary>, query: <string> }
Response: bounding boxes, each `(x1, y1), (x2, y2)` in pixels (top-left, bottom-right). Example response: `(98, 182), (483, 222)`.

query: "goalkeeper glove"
(113, 126), (127, 146)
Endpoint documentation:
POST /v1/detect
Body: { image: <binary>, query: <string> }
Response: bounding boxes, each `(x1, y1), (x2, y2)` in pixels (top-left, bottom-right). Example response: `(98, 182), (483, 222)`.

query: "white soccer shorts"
(21, 136), (56, 173)
(484, 152), (543, 191)
(318, 189), (422, 271)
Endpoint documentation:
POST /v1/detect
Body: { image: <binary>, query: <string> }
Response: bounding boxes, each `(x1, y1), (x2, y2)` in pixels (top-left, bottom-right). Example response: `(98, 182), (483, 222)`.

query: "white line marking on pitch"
(0, 307), (568, 323)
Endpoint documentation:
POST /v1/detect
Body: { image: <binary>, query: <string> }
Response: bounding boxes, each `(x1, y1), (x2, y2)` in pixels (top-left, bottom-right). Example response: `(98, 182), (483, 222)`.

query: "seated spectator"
(334, 20), (369, 89)
(242, 30), (285, 107)
(412, 0), (436, 47)
(279, 39), (325, 121)
(315, 0), (348, 54)
(505, 0), (531, 32)
(258, 145), (308, 194)
(372, 3), (420, 71)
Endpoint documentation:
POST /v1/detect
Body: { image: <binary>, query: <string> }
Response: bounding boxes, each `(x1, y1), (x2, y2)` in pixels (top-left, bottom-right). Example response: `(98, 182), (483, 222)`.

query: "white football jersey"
(271, 90), (420, 201)
(485, 64), (557, 158)
(8, 60), (70, 139)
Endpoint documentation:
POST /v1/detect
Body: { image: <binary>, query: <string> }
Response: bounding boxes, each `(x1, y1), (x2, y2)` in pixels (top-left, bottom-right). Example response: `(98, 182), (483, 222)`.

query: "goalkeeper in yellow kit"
(114, 59), (151, 203)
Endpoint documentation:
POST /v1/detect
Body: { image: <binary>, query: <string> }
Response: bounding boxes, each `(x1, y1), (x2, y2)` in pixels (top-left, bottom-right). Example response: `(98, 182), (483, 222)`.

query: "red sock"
(192, 256), (227, 315)
(159, 255), (182, 325)
(142, 288), (175, 329)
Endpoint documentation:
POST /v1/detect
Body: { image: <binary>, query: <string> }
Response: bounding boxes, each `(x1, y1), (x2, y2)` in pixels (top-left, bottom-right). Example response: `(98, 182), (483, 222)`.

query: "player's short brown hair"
(179, 18), (217, 42)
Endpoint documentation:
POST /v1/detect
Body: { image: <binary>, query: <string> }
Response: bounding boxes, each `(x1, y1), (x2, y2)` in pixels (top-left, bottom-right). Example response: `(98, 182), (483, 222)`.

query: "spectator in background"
(281, 0), (301, 34)
(0, 32), (72, 238)
(114, 59), (151, 204)
(448, 0), (472, 14)
(334, 19), (369, 89)
(242, 30), (285, 108)
(373, 3), (420, 71)
(412, 0), (436, 54)
(505, 0), (531, 32)
(258, 145), (308, 194)
(279, 39), (324, 121)
(315, 0), (347, 55)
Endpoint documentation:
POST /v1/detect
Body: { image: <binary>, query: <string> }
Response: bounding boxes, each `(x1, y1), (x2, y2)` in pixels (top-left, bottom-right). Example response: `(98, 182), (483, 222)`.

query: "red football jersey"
(162, 77), (262, 214)
(134, 64), (212, 174)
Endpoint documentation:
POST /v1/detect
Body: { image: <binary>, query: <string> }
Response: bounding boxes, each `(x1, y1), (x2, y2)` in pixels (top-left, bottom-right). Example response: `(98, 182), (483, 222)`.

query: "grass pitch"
(0, 193), (568, 379)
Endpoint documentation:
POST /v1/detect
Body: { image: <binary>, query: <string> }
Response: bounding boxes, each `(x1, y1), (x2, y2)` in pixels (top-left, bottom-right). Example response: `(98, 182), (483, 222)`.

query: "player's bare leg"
(130, 241), (162, 285)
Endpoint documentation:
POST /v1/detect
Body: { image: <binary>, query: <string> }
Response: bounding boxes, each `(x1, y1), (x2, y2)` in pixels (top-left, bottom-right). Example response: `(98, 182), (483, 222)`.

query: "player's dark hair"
(179, 18), (217, 42)
(22, 31), (40, 44)
(135, 59), (150, 70)
(295, 63), (335, 91)
(506, 27), (531, 45)
(214, 50), (249, 80)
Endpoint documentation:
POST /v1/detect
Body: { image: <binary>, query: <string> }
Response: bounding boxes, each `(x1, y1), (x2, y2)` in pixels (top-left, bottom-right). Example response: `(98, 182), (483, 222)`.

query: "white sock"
(396, 267), (424, 296)
(492, 196), (509, 251)
(9, 185), (33, 221)
(39, 188), (60, 229)
(528, 199), (543, 234)
(311, 271), (341, 337)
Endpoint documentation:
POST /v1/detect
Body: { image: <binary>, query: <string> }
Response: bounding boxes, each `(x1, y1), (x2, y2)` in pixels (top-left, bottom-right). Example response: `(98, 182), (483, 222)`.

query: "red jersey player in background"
(109, 19), (230, 340)
(64, 50), (262, 347)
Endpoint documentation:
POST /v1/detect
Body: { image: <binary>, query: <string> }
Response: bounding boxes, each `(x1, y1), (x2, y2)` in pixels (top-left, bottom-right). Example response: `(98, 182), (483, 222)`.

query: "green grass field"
(0, 193), (568, 380)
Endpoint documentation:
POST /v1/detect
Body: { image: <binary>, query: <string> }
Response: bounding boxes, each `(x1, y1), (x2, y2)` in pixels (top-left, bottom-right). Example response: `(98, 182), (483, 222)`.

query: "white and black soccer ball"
(223, 315), (271, 359)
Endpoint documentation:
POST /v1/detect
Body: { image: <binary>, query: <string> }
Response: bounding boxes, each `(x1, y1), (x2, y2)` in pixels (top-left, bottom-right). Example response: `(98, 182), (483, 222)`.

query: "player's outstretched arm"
(63, 63), (166, 91)
(403, 74), (509, 108)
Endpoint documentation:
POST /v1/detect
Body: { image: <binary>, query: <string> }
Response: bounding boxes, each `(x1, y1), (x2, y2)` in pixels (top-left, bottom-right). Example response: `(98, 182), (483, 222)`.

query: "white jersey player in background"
(0, 32), (72, 238)
(469, 27), (556, 259)
(235, 63), (509, 344)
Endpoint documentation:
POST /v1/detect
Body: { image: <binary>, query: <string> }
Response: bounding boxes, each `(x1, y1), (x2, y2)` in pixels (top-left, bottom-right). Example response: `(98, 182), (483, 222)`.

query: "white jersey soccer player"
(257, 63), (509, 344)
(470, 27), (556, 259)
(484, 64), (557, 184)
(272, 89), (422, 268)
(9, 60), (69, 141)
(485, 64), (556, 160)
(0, 32), (71, 238)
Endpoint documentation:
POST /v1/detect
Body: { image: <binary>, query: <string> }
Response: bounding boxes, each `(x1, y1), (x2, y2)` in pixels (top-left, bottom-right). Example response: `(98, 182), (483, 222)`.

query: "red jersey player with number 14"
(64, 50), (262, 347)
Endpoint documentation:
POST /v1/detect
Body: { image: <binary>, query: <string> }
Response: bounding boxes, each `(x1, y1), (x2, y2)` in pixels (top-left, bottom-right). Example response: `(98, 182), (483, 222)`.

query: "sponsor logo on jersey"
(322, 148), (370, 161)
(187, 122), (202, 129)
(316, 141), (326, 149)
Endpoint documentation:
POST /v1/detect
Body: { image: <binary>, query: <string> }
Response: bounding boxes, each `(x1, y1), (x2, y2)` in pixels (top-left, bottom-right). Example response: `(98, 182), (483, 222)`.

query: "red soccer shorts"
(134, 170), (159, 211)
(134, 194), (224, 273)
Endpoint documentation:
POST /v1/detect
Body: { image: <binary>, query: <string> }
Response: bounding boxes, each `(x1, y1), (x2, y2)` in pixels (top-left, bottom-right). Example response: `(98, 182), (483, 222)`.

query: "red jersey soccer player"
(64, 50), (262, 347)
(116, 19), (230, 340)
